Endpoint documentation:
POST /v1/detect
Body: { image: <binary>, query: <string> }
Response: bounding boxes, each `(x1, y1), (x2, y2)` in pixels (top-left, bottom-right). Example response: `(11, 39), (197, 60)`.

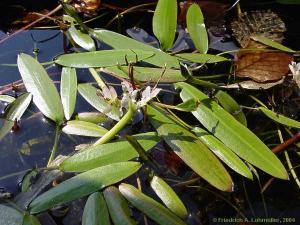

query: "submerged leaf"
(259, 107), (300, 128)
(175, 82), (288, 179)
(55, 49), (154, 68)
(60, 132), (158, 172)
(152, 0), (177, 50)
(60, 67), (77, 120)
(17, 53), (64, 123)
(235, 52), (292, 82)
(29, 162), (141, 213)
(4, 93), (32, 121)
(104, 186), (136, 225)
(186, 4), (208, 54)
(147, 105), (233, 191)
(221, 78), (285, 90)
(82, 192), (111, 225)
(150, 176), (187, 218)
(62, 120), (108, 137)
(119, 183), (186, 225)
(92, 29), (179, 68)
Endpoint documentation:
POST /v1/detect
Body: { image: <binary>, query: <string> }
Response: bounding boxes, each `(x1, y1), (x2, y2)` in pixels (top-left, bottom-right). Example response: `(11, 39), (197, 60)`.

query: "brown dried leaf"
(235, 52), (293, 82)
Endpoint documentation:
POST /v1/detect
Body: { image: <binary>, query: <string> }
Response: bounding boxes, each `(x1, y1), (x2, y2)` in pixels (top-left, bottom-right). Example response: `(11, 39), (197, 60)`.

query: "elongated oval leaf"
(23, 214), (41, 225)
(176, 53), (229, 63)
(55, 50), (154, 68)
(60, 67), (77, 120)
(0, 204), (23, 225)
(4, 93), (32, 121)
(0, 95), (15, 103)
(76, 112), (107, 124)
(215, 90), (247, 126)
(150, 176), (187, 218)
(147, 105), (233, 191)
(103, 66), (186, 83)
(119, 183), (186, 225)
(0, 119), (14, 141)
(175, 82), (288, 179)
(29, 162), (141, 214)
(152, 0), (177, 50)
(68, 24), (96, 51)
(17, 53), (64, 123)
(82, 192), (111, 225)
(78, 83), (120, 121)
(60, 132), (158, 172)
(186, 4), (208, 54)
(193, 127), (252, 179)
(251, 35), (295, 53)
(259, 107), (300, 128)
(62, 120), (108, 137)
(92, 29), (179, 68)
(104, 186), (136, 225)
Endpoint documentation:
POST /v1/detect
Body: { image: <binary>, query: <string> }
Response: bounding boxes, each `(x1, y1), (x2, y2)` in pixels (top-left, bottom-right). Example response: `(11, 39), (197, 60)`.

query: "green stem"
(93, 103), (135, 146)
(89, 68), (106, 89)
(47, 125), (61, 167)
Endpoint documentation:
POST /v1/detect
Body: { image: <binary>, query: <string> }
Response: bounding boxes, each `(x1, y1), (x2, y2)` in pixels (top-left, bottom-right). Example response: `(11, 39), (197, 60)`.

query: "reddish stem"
(272, 132), (300, 154)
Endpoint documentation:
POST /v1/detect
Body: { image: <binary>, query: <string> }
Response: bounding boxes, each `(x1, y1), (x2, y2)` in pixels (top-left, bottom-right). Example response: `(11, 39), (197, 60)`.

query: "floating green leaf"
(215, 90), (247, 126)
(152, 0), (177, 50)
(55, 50), (154, 68)
(60, 67), (77, 120)
(193, 127), (252, 179)
(78, 83), (120, 121)
(76, 112), (107, 124)
(0, 204), (23, 225)
(119, 183), (186, 225)
(4, 93), (32, 121)
(0, 119), (14, 141)
(175, 82), (288, 179)
(103, 66), (186, 83)
(92, 29), (179, 68)
(60, 132), (158, 172)
(82, 192), (111, 225)
(22, 214), (41, 225)
(104, 186), (136, 225)
(17, 53), (64, 123)
(29, 162), (141, 214)
(62, 120), (108, 137)
(68, 24), (96, 51)
(259, 107), (300, 128)
(0, 95), (15, 103)
(251, 35), (295, 53)
(150, 176), (187, 218)
(176, 53), (229, 63)
(186, 4), (208, 54)
(147, 105), (233, 191)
